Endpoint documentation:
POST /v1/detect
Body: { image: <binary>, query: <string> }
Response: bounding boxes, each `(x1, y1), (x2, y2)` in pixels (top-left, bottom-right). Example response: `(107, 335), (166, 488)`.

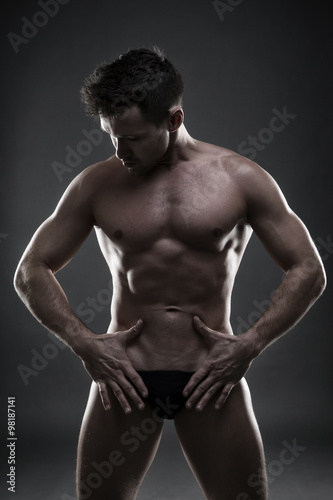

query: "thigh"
(174, 379), (267, 500)
(77, 382), (164, 500)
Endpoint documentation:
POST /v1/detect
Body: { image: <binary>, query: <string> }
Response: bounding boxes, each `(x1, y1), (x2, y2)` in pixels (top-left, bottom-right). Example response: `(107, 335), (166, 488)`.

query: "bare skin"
(14, 105), (326, 499)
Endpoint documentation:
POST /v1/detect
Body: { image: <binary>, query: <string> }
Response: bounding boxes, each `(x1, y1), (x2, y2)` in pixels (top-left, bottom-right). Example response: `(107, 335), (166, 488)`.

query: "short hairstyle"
(80, 47), (184, 125)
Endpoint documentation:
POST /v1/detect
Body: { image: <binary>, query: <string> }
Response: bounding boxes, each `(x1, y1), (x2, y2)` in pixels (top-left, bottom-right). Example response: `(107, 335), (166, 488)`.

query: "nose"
(114, 138), (131, 161)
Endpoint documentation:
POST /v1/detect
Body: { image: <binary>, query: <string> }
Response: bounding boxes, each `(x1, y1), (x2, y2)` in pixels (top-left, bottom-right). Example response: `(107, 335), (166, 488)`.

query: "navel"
(213, 228), (223, 238)
(114, 230), (123, 240)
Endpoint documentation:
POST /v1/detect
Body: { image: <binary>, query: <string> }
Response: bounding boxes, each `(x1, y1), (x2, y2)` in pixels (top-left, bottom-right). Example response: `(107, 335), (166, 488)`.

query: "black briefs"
(137, 370), (195, 420)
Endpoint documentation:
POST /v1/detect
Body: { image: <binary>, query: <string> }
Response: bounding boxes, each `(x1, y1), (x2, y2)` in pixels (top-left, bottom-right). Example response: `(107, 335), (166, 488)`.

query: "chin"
(128, 166), (149, 176)
(132, 163), (157, 175)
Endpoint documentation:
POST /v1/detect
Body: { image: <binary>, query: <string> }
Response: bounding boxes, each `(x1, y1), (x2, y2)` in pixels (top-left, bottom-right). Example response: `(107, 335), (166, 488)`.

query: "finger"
(108, 379), (134, 414)
(215, 384), (234, 409)
(193, 316), (217, 338)
(110, 376), (146, 413)
(123, 368), (148, 399)
(182, 366), (209, 398)
(127, 319), (144, 338)
(184, 376), (219, 409)
(96, 381), (111, 411)
(193, 381), (223, 411)
(117, 320), (144, 345)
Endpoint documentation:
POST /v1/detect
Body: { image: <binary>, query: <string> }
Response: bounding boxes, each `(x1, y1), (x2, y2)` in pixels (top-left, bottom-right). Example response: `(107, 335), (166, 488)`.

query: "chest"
(93, 166), (248, 252)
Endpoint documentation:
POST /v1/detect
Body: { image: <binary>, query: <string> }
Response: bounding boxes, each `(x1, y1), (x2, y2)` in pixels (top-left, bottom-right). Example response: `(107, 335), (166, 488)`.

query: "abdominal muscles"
(116, 307), (213, 371)
(109, 245), (234, 371)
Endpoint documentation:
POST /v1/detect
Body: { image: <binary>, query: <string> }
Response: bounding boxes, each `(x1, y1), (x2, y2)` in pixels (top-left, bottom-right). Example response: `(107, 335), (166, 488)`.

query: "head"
(81, 46), (184, 126)
(99, 105), (184, 175)
(80, 47), (185, 174)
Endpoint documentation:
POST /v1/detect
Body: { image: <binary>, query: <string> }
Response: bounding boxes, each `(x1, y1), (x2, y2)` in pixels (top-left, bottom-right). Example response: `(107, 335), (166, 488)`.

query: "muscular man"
(14, 48), (326, 500)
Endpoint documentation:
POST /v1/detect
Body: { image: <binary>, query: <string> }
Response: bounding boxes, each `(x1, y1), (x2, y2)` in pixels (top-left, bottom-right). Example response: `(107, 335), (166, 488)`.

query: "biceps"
(22, 213), (93, 273)
(240, 162), (320, 272)
(250, 209), (319, 272)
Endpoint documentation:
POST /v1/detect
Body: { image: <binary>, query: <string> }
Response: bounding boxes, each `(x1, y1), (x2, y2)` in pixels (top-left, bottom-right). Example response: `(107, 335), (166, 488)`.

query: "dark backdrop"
(1, 1), (332, 499)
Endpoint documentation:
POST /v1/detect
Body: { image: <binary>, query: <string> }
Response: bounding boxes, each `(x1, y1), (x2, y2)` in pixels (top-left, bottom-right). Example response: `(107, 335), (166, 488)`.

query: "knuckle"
(199, 365), (210, 375)
(114, 367), (125, 377)
(129, 373), (139, 383)
(121, 362), (131, 373)
(203, 359), (213, 369)
(124, 385), (135, 394)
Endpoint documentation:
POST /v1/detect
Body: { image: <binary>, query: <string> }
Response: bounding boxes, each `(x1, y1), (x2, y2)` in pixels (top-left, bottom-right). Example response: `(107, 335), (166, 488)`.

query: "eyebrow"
(101, 129), (140, 139)
(100, 121), (144, 139)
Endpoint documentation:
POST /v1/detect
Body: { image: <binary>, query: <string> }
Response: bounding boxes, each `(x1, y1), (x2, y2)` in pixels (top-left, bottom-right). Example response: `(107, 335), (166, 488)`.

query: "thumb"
(193, 316), (218, 339)
(116, 319), (143, 346)
(127, 319), (144, 338)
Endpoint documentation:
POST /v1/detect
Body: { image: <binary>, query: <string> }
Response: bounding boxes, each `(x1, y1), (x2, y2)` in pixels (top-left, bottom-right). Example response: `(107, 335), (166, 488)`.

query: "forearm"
(244, 260), (326, 357)
(14, 260), (94, 356)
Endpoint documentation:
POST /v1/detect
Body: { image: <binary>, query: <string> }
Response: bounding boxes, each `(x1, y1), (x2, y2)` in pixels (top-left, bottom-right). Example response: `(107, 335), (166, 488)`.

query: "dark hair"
(80, 47), (184, 125)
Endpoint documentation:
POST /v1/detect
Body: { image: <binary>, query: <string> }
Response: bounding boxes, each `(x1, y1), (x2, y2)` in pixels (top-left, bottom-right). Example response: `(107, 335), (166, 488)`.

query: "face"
(100, 106), (170, 175)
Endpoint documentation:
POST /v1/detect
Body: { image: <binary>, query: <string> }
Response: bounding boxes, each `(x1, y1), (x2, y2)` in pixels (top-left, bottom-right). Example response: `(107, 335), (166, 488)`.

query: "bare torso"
(88, 140), (253, 370)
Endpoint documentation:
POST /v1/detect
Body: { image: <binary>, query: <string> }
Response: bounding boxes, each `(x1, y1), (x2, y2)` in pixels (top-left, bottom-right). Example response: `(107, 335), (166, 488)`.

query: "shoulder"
(74, 155), (120, 188)
(199, 141), (277, 191)
(205, 143), (283, 197)
(198, 141), (290, 220)
(52, 156), (121, 224)
(62, 155), (121, 200)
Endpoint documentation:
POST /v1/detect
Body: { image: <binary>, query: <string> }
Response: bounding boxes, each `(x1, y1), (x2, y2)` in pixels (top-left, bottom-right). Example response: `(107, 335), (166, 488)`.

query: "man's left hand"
(183, 316), (255, 410)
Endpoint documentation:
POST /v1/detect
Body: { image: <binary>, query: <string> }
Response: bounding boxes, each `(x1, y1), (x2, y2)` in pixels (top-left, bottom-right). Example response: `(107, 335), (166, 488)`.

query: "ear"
(168, 107), (184, 132)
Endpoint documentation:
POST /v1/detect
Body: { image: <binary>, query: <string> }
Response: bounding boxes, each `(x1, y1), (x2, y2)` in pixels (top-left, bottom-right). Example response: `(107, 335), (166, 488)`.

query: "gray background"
(1, 0), (332, 499)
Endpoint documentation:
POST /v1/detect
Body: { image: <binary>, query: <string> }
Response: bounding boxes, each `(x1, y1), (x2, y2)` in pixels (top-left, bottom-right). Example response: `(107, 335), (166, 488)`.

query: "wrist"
(67, 326), (95, 357)
(240, 327), (264, 360)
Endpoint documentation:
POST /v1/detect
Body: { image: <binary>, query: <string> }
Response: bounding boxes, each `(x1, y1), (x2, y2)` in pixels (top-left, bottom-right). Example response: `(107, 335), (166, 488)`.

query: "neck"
(161, 124), (197, 167)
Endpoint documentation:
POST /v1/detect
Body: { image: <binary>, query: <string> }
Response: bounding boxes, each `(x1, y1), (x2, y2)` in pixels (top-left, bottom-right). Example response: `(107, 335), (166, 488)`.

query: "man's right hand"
(78, 320), (148, 414)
